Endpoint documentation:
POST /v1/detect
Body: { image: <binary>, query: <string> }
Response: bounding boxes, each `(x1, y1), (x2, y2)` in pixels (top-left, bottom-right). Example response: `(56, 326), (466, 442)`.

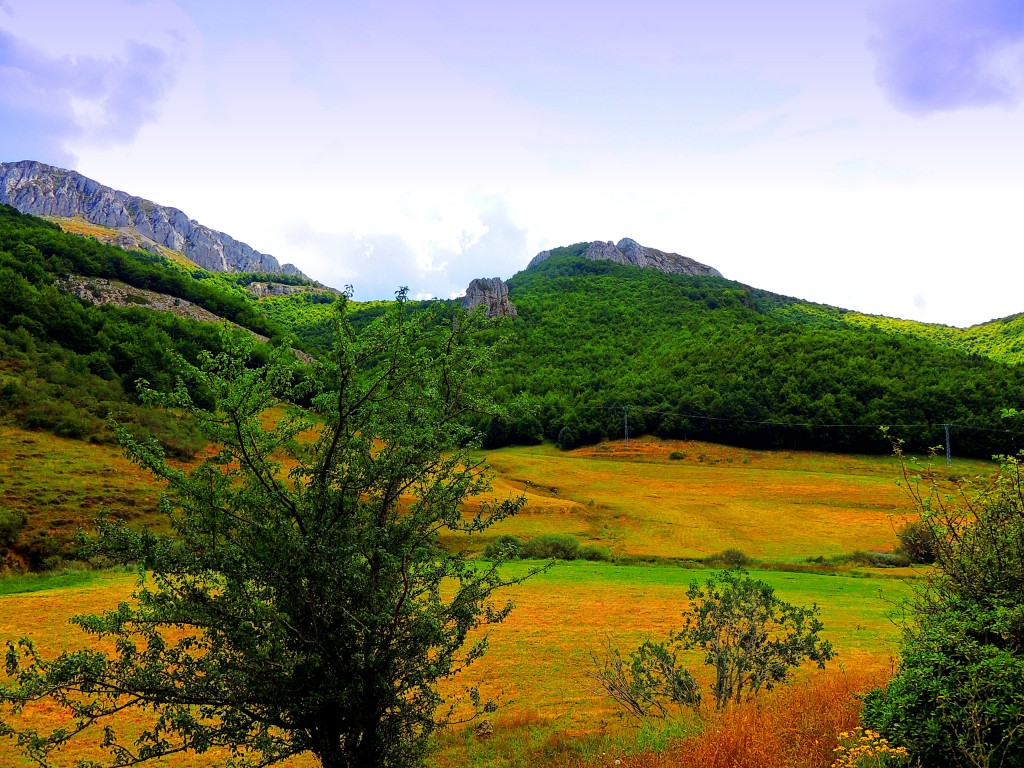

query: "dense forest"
(0, 205), (305, 455)
(475, 254), (1024, 457)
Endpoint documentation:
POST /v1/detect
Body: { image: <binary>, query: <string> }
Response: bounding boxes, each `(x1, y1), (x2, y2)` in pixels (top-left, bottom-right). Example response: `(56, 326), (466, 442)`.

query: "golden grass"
(603, 667), (890, 768)
(49, 217), (200, 268)
(458, 438), (987, 562)
(0, 562), (910, 767)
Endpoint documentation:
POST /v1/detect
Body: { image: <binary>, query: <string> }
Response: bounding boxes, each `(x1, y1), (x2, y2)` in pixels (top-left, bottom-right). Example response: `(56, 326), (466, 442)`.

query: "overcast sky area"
(2, 0), (1023, 326)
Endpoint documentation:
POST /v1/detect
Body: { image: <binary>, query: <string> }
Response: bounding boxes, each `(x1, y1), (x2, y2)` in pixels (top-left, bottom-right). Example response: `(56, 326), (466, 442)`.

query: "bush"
(704, 549), (750, 568)
(0, 507), (26, 554)
(483, 534), (523, 560)
(579, 544), (613, 562)
(850, 550), (911, 568)
(863, 451), (1024, 766)
(486, 534), (610, 562)
(895, 520), (938, 564)
(668, 451), (686, 460)
(521, 534), (581, 560)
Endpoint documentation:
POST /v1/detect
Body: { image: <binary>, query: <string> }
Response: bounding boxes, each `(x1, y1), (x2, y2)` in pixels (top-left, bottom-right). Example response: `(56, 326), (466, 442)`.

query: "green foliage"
(894, 520), (939, 564)
(585, 636), (701, 719)
(589, 569), (834, 717)
(0, 295), (535, 768)
(480, 255), (1024, 457)
(848, 550), (912, 568)
(703, 549), (751, 568)
(0, 204), (292, 457)
(0, 507), (26, 556)
(484, 534), (612, 562)
(863, 454), (1024, 767)
(675, 569), (834, 710)
(484, 534), (524, 560)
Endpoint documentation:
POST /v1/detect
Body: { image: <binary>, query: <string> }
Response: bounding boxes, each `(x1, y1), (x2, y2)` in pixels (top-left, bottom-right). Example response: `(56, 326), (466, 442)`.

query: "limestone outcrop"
(461, 277), (517, 318)
(528, 237), (723, 278)
(0, 160), (306, 277)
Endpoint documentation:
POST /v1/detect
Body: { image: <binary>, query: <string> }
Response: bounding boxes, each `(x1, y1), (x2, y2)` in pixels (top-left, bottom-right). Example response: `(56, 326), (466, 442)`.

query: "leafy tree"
(863, 451), (1024, 767)
(589, 569), (833, 716)
(674, 569), (834, 710)
(0, 292), (530, 768)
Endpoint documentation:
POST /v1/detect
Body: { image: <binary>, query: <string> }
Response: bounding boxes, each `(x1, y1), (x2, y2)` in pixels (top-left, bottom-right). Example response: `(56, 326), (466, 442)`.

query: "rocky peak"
(461, 277), (517, 318)
(0, 160), (307, 278)
(528, 237), (723, 278)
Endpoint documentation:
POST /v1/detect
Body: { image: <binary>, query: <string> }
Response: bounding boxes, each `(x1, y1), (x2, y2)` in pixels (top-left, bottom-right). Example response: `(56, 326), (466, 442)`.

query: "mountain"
(528, 238), (724, 277)
(465, 253), (1024, 457)
(0, 161), (306, 277)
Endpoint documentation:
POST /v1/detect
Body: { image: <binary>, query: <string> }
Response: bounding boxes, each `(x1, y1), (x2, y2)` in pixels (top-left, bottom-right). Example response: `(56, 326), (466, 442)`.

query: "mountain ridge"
(528, 238), (724, 278)
(0, 160), (307, 278)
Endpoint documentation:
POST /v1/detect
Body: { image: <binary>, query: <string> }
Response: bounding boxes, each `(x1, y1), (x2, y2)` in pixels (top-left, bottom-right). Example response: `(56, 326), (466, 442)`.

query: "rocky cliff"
(461, 277), (517, 318)
(528, 237), (723, 278)
(0, 160), (306, 277)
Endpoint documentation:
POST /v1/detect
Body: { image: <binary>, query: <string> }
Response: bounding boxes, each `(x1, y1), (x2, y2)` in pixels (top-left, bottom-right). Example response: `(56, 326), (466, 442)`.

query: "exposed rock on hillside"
(247, 281), (307, 297)
(0, 160), (306, 277)
(59, 275), (315, 363)
(461, 277), (517, 318)
(528, 237), (723, 278)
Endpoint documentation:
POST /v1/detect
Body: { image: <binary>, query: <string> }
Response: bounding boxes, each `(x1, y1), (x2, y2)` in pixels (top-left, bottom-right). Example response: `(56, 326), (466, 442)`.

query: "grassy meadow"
(0, 561), (912, 768)
(0, 429), (973, 767)
(458, 436), (980, 563)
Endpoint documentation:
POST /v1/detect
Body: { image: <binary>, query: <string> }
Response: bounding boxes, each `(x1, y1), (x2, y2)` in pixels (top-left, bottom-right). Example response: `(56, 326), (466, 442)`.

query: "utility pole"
(623, 406), (630, 448)
(944, 422), (952, 466)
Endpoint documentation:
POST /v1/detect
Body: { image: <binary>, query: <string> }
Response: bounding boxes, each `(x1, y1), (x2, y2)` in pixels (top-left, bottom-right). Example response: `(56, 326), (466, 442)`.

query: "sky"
(2, 0), (1024, 327)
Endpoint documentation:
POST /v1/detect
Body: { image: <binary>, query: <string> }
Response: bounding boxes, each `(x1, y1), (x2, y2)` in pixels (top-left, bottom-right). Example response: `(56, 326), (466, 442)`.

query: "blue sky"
(2, 0), (1024, 326)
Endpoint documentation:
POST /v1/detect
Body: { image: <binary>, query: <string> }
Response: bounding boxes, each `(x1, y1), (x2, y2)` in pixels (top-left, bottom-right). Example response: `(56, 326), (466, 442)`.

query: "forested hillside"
(0, 205), (307, 454)
(4, 204), (1024, 461)
(475, 255), (1024, 457)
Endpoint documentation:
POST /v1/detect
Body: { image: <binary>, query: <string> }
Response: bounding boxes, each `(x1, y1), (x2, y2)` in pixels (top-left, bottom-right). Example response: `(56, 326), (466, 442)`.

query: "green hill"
(5, 206), (1024, 463)
(472, 254), (1024, 457)
(0, 204), (314, 454)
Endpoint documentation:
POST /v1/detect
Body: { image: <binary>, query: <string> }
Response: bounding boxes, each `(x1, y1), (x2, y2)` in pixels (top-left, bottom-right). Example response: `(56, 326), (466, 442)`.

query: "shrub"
(521, 534), (581, 560)
(0, 507), (27, 554)
(484, 534), (523, 560)
(590, 569), (834, 716)
(894, 520), (938, 564)
(579, 544), (613, 562)
(850, 550), (911, 568)
(704, 548), (751, 567)
(669, 451), (686, 460)
(863, 451), (1024, 766)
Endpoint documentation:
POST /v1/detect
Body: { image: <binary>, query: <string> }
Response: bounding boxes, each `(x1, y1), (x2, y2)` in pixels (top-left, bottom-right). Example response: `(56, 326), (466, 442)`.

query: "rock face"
(0, 160), (306, 277)
(461, 277), (517, 318)
(246, 281), (305, 297)
(528, 237), (723, 278)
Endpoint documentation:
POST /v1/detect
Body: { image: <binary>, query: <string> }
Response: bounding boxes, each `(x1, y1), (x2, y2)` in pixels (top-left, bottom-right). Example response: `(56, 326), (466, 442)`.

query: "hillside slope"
(471, 255), (1024, 457)
(0, 204), (311, 453)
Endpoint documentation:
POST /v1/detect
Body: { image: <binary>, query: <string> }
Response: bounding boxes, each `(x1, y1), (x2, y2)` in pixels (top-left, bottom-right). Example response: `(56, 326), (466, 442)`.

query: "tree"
(0, 291), (530, 768)
(588, 569), (833, 716)
(863, 450), (1024, 767)
(674, 569), (834, 710)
